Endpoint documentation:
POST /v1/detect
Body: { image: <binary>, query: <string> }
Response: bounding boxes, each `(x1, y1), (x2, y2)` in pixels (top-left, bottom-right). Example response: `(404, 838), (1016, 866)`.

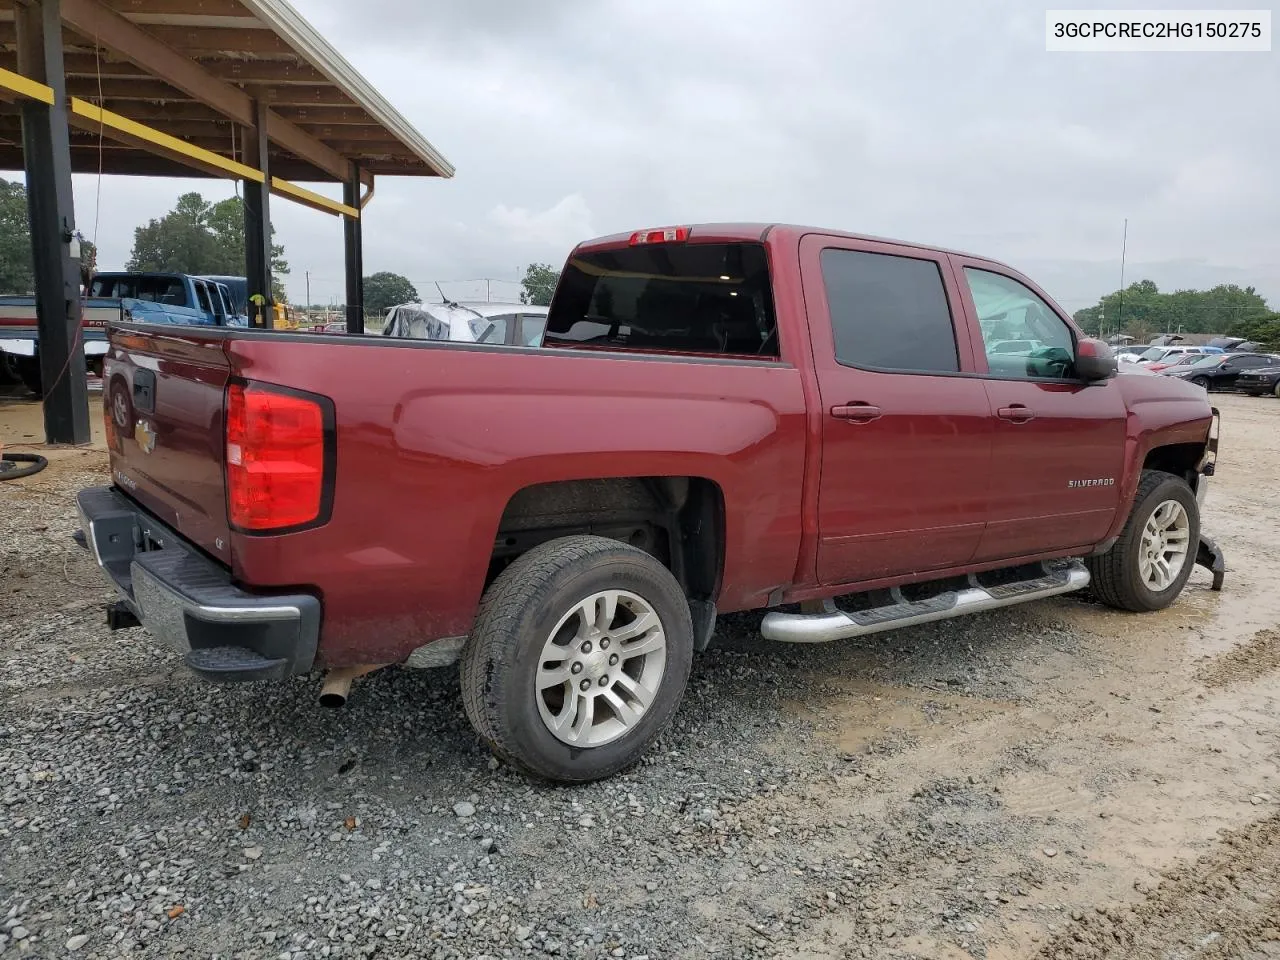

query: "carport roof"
(0, 0), (453, 182)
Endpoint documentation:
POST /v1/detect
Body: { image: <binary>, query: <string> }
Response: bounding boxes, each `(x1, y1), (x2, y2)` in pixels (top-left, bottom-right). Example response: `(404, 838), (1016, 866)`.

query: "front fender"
(1107, 373), (1214, 538)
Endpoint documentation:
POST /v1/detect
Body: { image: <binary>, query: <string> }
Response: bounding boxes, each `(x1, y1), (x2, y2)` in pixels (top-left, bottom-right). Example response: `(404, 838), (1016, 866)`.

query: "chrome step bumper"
(760, 561), (1091, 644)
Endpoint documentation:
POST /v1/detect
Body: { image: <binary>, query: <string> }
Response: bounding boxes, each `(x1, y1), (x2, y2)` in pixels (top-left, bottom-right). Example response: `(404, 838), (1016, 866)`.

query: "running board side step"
(760, 561), (1091, 643)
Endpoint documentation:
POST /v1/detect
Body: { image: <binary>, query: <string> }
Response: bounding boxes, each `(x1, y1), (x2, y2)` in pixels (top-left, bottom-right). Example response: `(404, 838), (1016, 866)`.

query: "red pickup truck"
(78, 223), (1224, 783)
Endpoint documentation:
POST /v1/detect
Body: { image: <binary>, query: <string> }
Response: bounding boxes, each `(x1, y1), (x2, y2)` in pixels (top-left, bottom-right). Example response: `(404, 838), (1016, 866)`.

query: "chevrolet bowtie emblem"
(134, 419), (157, 454)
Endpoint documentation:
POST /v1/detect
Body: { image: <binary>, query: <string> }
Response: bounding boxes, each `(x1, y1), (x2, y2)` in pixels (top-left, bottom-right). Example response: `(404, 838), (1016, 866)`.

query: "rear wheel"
(1086, 470), (1199, 612)
(1274, 381), (1280, 399)
(460, 535), (693, 783)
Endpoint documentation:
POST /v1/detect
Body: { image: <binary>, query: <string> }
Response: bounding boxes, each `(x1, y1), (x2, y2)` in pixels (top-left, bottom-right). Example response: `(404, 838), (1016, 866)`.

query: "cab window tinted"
(820, 249), (958, 373)
(964, 268), (1075, 379)
(545, 242), (778, 357)
(90, 275), (188, 306)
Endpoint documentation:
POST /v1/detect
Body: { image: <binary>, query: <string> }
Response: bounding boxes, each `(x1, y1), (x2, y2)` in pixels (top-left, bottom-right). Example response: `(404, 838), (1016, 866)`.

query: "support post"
(17, 0), (89, 445)
(344, 163), (364, 334)
(242, 99), (273, 328)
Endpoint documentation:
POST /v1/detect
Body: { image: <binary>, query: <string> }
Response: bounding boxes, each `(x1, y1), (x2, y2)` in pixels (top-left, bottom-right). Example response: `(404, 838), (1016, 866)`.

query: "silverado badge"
(134, 419), (157, 455)
(1068, 478), (1115, 488)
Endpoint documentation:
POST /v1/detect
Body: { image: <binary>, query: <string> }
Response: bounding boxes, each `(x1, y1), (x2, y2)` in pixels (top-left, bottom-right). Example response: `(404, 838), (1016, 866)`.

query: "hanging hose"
(0, 451), (48, 481)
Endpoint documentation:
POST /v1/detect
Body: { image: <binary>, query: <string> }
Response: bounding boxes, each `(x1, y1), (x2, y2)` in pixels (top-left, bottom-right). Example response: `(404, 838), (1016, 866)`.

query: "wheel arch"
(491, 475), (726, 604)
(1142, 441), (1205, 488)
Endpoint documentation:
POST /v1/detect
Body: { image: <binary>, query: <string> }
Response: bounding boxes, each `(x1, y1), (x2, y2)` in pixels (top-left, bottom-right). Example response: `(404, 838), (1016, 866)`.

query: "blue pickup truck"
(0, 272), (247, 396)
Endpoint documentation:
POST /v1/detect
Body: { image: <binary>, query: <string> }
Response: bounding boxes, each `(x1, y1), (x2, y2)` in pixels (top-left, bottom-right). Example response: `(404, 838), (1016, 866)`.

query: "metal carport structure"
(0, 0), (453, 444)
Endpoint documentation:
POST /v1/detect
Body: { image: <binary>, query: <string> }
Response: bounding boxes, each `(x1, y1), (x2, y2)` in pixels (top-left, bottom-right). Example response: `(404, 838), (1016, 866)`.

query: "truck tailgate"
(104, 328), (233, 565)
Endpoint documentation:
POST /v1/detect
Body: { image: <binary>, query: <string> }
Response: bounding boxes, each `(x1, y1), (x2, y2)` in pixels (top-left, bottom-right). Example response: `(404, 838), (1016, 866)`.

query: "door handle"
(831, 403), (882, 423)
(997, 403), (1035, 423)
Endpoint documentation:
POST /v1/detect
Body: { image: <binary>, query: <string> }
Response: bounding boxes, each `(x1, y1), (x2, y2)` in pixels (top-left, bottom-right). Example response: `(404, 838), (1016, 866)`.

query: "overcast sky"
(68, 0), (1279, 311)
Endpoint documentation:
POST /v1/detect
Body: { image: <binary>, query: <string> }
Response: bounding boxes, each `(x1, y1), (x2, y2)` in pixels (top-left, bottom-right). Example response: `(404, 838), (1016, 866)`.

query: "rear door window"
(545, 241), (778, 357)
(820, 249), (958, 373)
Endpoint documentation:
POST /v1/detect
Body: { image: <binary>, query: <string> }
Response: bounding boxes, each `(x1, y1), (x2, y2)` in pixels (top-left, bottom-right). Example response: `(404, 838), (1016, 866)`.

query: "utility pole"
(305, 270), (311, 316)
(1116, 218), (1128, 335)
(486, 278), (491, 303)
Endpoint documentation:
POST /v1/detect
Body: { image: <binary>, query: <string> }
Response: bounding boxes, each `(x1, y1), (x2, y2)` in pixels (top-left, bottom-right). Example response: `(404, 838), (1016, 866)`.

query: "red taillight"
(628, 226), (690, 245)
(226, 382), (330, 532)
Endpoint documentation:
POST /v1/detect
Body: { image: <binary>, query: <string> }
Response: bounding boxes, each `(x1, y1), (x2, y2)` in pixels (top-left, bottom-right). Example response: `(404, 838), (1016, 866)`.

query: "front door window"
(964, 268), (1075, 379)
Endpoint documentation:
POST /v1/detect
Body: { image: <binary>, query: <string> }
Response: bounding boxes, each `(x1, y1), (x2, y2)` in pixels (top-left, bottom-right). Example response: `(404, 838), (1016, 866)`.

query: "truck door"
(798, 234), (993, 585)
(951, 258), (1127, 560)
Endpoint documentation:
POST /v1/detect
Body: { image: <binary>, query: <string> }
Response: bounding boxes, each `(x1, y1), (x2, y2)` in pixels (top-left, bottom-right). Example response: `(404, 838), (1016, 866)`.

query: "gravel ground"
(4, 392), (1280, 960)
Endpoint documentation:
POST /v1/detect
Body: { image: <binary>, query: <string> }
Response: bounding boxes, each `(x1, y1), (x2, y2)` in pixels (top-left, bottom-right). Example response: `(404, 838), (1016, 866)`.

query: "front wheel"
(1086, 470), (1200, 612)
(1190, 376), (1210, 389)
(460, 535), (693, 783)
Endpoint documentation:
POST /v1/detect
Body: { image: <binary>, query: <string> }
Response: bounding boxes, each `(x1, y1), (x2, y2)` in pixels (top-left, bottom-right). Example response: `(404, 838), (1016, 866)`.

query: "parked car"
(1205, 336), (1265, 352)
(1234, 363), (1280, 397)
(80, 222), (1223, 783)
(1114, 345), (1148, 361)
(0, 272), (245, 396)
(1131, 345), (1223, 368)
(1147, 353), (1204, 374)
(1163, 352), (1279, 391)
(987, 338), (1045, 355)
(381, 301), (550, 347)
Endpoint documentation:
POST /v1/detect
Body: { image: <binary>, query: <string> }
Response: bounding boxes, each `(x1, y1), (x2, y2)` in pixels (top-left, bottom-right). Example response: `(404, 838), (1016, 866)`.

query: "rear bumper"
(76, 485), (319, 681)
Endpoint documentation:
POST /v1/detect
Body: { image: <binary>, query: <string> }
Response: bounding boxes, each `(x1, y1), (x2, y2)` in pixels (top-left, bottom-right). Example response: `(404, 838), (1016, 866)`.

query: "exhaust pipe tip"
(317, 664), (385, 709)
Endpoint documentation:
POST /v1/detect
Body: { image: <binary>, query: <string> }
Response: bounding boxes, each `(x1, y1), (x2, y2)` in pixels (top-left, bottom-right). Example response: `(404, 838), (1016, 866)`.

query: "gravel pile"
(2, 465), (1100, 959)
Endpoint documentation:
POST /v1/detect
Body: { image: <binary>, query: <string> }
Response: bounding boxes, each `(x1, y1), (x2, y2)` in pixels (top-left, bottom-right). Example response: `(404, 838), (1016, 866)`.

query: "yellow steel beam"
(269, 176), (358, 219)
(68, 97), (264, 182)
(0, 66), (55, 105)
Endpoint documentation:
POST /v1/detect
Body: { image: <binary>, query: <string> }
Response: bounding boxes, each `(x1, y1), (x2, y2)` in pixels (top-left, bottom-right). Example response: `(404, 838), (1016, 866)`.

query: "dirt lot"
(2, 390), (1280, 960)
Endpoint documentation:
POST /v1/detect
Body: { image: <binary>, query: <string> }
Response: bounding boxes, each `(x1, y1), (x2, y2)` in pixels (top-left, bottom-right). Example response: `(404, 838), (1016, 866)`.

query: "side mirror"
(1076, 337), (1117, 382)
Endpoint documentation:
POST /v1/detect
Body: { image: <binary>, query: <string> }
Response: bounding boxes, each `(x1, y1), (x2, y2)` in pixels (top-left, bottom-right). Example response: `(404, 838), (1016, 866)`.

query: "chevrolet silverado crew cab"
(78, 224), (1224, 783)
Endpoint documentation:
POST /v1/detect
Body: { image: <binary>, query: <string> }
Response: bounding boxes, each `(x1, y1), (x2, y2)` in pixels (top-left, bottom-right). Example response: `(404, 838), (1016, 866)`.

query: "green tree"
(0, 178), (34, 294)
(363, 271), (418, 317)
(520, 262), (560, 306)
(205, 198), (289, 299)
(127, 192), (289, 300)
(1073, 279), (1273, 342)
(78, 238), (98, 292)
(0, 180), (100, 294)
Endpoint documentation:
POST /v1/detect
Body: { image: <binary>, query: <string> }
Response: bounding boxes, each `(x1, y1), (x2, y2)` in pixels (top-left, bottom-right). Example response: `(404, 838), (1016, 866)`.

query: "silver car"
(381, 301), (550, 347)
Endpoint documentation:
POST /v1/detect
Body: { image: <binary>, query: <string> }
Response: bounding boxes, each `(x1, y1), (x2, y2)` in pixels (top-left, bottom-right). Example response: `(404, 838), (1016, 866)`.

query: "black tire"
(1274, 381), (1280, 399)
(15, 356), (42, 398)
(1190, 376), (1210, 390)
(460, 535), (693, 783)
(1086, 470), (1200, 612)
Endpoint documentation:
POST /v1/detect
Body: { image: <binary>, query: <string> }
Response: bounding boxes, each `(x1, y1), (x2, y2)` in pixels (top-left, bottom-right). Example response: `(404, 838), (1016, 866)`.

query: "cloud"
(42, 0), (1278, 311)
(487, 194), (594, 250)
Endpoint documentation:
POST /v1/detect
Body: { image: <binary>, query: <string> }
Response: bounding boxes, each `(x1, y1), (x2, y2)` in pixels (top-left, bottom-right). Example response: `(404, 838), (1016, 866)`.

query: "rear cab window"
(90, 275), (189, 306)
(544, 241), (779, 358)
